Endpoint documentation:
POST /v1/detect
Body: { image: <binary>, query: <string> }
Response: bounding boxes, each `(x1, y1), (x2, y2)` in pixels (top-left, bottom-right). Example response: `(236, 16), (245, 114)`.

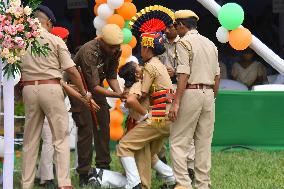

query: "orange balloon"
(103, 79), (109, 88)
(110, 126), (124, 141)
(95, 0), (106, 4)
(118, 57), (126, 70)
(116, 2), (137, 20)
(107, 14), (125, 29)
(124, 0), (132, 2)
(229, 28), (252, 51)
(128, 35), (137, 48)
(94, 4), (100, 16)
(121, 44), (132, 58)
(110, 108), (124, 141)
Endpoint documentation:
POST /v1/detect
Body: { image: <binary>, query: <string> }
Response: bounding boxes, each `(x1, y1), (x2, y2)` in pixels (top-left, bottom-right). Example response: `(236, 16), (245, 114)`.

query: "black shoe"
(133, 183), (142, 189)
(188, 168), (195, 181)
(160, 157), (167, 164)
(88, 168), (103, 188)
(79, 174), (89, 187)
(39, 180), (56, 189)
(159, 183), (176, 189)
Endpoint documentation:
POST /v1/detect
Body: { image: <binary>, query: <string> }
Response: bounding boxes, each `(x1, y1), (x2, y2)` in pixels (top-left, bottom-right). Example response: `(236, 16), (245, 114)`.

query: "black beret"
(36, 5), (56, 25)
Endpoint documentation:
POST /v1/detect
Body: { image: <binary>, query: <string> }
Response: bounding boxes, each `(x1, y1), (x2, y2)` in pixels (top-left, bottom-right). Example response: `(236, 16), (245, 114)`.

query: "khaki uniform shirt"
(128, 81), (150, 121)
(176, 30), (220, 85)
(141, 57), (173, 94)
(21, 28), (75, 81)
(159, 36), (180, 69)
(231, 61), (267, 87)
(73, 39), (119, 104)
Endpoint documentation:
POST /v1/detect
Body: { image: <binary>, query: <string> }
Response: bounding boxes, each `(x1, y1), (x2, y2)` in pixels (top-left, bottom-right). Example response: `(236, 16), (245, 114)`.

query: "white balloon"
(97, 4), (114, 20)
(0, 138), (4, 158)
(96, 30), (102, 36)
(216, 26), (229, 43)
(126, 56), (139, 64)
(93, 16), (106, 31)
(107, 0), (124, 9)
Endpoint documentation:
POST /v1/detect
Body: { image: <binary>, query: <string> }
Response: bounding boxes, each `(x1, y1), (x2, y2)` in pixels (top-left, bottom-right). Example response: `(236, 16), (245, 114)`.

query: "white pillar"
(2, 1), (14, 188)
(3, 75), (14, 189)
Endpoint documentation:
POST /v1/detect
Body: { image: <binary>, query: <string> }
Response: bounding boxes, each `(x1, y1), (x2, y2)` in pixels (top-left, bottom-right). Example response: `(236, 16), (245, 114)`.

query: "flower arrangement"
(0, 0), (50, 78)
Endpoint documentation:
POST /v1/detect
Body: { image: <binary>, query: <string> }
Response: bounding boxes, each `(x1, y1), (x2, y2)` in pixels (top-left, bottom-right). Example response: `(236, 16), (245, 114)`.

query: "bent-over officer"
(73, 24), (124, 186)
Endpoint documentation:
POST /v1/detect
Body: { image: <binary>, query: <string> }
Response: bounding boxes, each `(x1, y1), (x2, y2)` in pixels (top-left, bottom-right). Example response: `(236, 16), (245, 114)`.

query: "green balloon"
(122, 28), (132, 44)
(218, 3), (244, 30)
(124, 20), (130, 29)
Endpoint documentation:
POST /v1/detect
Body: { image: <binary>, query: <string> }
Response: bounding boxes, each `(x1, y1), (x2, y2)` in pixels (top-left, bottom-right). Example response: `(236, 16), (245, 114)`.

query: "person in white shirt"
(232, 49), (267, 89)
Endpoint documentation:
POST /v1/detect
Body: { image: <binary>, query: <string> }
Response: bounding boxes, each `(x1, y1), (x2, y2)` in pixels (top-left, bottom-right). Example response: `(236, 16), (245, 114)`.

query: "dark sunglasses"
(173, 22), (182, 28)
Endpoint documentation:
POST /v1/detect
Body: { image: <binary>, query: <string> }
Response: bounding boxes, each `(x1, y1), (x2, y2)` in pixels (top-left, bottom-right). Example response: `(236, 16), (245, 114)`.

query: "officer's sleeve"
(107, 58), (119, 80)
(176, 41), (191, 75)
(214, 46), (220, 76)
(141, 64), (156, 93)
(129, 81), (142, 97)
(57, 38), (75, 70)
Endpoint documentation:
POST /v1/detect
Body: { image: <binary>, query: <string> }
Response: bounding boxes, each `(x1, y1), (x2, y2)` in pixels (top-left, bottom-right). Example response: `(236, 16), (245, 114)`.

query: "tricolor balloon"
(216, 3), (252, 51)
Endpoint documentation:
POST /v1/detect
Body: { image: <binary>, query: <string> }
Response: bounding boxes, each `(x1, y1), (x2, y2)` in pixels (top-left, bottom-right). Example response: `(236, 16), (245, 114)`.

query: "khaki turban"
(175, 10), (199, 21)
(101, 24), (123, 45)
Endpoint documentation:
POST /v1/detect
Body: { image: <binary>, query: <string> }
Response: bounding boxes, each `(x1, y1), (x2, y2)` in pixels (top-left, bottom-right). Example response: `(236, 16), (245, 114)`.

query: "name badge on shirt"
(97, 63), (104, 69)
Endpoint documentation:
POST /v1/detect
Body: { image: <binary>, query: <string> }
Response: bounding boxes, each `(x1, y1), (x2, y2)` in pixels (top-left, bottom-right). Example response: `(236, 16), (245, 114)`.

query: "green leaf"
(27, 0), (42, 11)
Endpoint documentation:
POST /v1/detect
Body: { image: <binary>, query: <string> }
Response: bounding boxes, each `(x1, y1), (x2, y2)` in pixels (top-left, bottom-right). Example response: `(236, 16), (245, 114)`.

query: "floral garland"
(0, 0), (50, 79)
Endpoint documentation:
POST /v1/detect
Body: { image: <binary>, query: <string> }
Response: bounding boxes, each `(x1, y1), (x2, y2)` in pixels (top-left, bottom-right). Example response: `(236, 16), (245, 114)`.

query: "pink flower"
(0, 15), (6, 22)
(7, 16), (12, 21)
(4, 20), (11, 26)
(15, 36), (25, 49)
(16, 24), (24, 32)
(0, 32), (3, 39)
(7, 25), (17, 35)
(2, 35), (13, 48)
(32, 31), (40, 38)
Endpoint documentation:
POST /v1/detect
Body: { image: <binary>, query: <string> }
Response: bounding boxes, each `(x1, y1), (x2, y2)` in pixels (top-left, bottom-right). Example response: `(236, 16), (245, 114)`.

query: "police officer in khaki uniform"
(73, 24), (124, 186)
(160, 22), (196, 182)
(168, 10), (220, 189)
(20, 5), (91, 189)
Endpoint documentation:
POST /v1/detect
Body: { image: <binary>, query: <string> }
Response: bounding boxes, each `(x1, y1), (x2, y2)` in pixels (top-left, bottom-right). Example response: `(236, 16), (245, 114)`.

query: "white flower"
(14, 56), (20, 61)
(10, 0), (21, 7)
(24, 6), (32, 16)
(1, 48), (10, 57)
(19, 49), (26, 56)
(7, 56), (16, 64)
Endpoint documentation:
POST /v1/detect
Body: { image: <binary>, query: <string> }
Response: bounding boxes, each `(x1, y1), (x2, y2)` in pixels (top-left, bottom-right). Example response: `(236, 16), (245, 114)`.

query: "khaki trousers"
(170, 89), (215, 189)
(21, 84), (71, 188)
(135, 143), (160, 189)
(158, 141), (195, 169)
(117, 121), (170, 188)
(36, 118), (54, 183)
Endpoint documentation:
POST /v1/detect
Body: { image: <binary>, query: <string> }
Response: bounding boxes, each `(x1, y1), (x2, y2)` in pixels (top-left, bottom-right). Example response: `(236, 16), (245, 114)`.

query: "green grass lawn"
(11, 151), (284, 189)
